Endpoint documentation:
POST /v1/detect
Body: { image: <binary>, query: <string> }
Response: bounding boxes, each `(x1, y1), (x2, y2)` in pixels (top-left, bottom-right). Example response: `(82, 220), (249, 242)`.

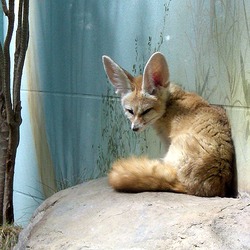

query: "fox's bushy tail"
(108, 156), (186, 193)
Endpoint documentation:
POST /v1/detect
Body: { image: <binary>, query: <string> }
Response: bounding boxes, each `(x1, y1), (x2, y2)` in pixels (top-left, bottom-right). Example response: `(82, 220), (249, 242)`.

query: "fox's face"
(102, 52), (170, 132)
(121, 76), (168, 132)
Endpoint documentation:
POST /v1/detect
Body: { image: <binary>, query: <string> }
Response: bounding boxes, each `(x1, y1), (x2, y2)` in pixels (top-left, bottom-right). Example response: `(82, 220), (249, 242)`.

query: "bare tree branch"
(0, 43), (4, 89)
(3, 0), (14, 125)
(0, 42), (6, 225)
(1, 0), (9, 16)
(13, 0), (29, 122)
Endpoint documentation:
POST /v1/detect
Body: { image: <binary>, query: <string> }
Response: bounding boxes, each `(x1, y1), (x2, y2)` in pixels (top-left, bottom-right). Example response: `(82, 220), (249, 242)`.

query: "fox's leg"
(108, 156), (186, 193)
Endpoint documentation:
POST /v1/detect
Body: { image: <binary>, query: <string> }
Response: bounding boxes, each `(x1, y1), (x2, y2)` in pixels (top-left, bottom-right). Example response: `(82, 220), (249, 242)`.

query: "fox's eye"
(141, 108), (152, 116)
(126, 109), (134, 115)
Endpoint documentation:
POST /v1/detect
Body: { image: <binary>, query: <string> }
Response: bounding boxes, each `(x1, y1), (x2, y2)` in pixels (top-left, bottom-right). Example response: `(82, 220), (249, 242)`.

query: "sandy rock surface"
(15, 178), (250, 250)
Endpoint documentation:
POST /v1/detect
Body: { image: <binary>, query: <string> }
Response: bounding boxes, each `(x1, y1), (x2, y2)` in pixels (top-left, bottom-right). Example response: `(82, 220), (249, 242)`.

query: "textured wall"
(12, 0), (250, 225)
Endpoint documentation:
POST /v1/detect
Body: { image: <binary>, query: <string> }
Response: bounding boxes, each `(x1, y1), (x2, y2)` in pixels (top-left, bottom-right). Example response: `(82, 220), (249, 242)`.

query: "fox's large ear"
(142, 52), (170, 95)
(102, 55), (134, 96)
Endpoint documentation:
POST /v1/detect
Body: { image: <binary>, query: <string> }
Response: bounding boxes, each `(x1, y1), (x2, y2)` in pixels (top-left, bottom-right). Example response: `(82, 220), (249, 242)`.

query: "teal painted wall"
(12, 0), (250, 225)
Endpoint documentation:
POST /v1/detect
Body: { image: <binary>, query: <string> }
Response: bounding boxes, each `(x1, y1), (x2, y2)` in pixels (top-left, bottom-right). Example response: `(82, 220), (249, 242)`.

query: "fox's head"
(102, 52), (170, 132)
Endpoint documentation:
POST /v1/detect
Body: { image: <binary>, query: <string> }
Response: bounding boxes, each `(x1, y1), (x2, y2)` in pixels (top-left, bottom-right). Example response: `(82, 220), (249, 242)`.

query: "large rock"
(15, 178), (250, 250)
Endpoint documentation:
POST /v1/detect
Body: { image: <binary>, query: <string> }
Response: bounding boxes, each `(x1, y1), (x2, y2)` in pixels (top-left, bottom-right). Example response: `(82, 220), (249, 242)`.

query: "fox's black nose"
(132, 127), (139, 132)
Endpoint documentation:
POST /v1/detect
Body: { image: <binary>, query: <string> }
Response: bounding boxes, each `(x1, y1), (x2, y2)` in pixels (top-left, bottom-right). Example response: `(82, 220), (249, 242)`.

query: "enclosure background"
(4, 0), (249, 225)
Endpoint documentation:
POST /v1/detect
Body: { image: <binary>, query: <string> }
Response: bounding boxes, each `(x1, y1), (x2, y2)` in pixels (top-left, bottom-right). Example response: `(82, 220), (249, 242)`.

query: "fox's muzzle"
(131, 121), (144, 132)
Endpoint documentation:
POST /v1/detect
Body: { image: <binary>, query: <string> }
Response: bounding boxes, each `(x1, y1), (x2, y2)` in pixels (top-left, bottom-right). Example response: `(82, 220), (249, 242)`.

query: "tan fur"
(109, 157), (186, 193)
(102, 53), (237, 197)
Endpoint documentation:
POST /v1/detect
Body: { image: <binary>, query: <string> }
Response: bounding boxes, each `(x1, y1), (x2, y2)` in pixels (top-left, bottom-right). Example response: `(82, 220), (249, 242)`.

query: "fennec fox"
(102, 52), (236, 197)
